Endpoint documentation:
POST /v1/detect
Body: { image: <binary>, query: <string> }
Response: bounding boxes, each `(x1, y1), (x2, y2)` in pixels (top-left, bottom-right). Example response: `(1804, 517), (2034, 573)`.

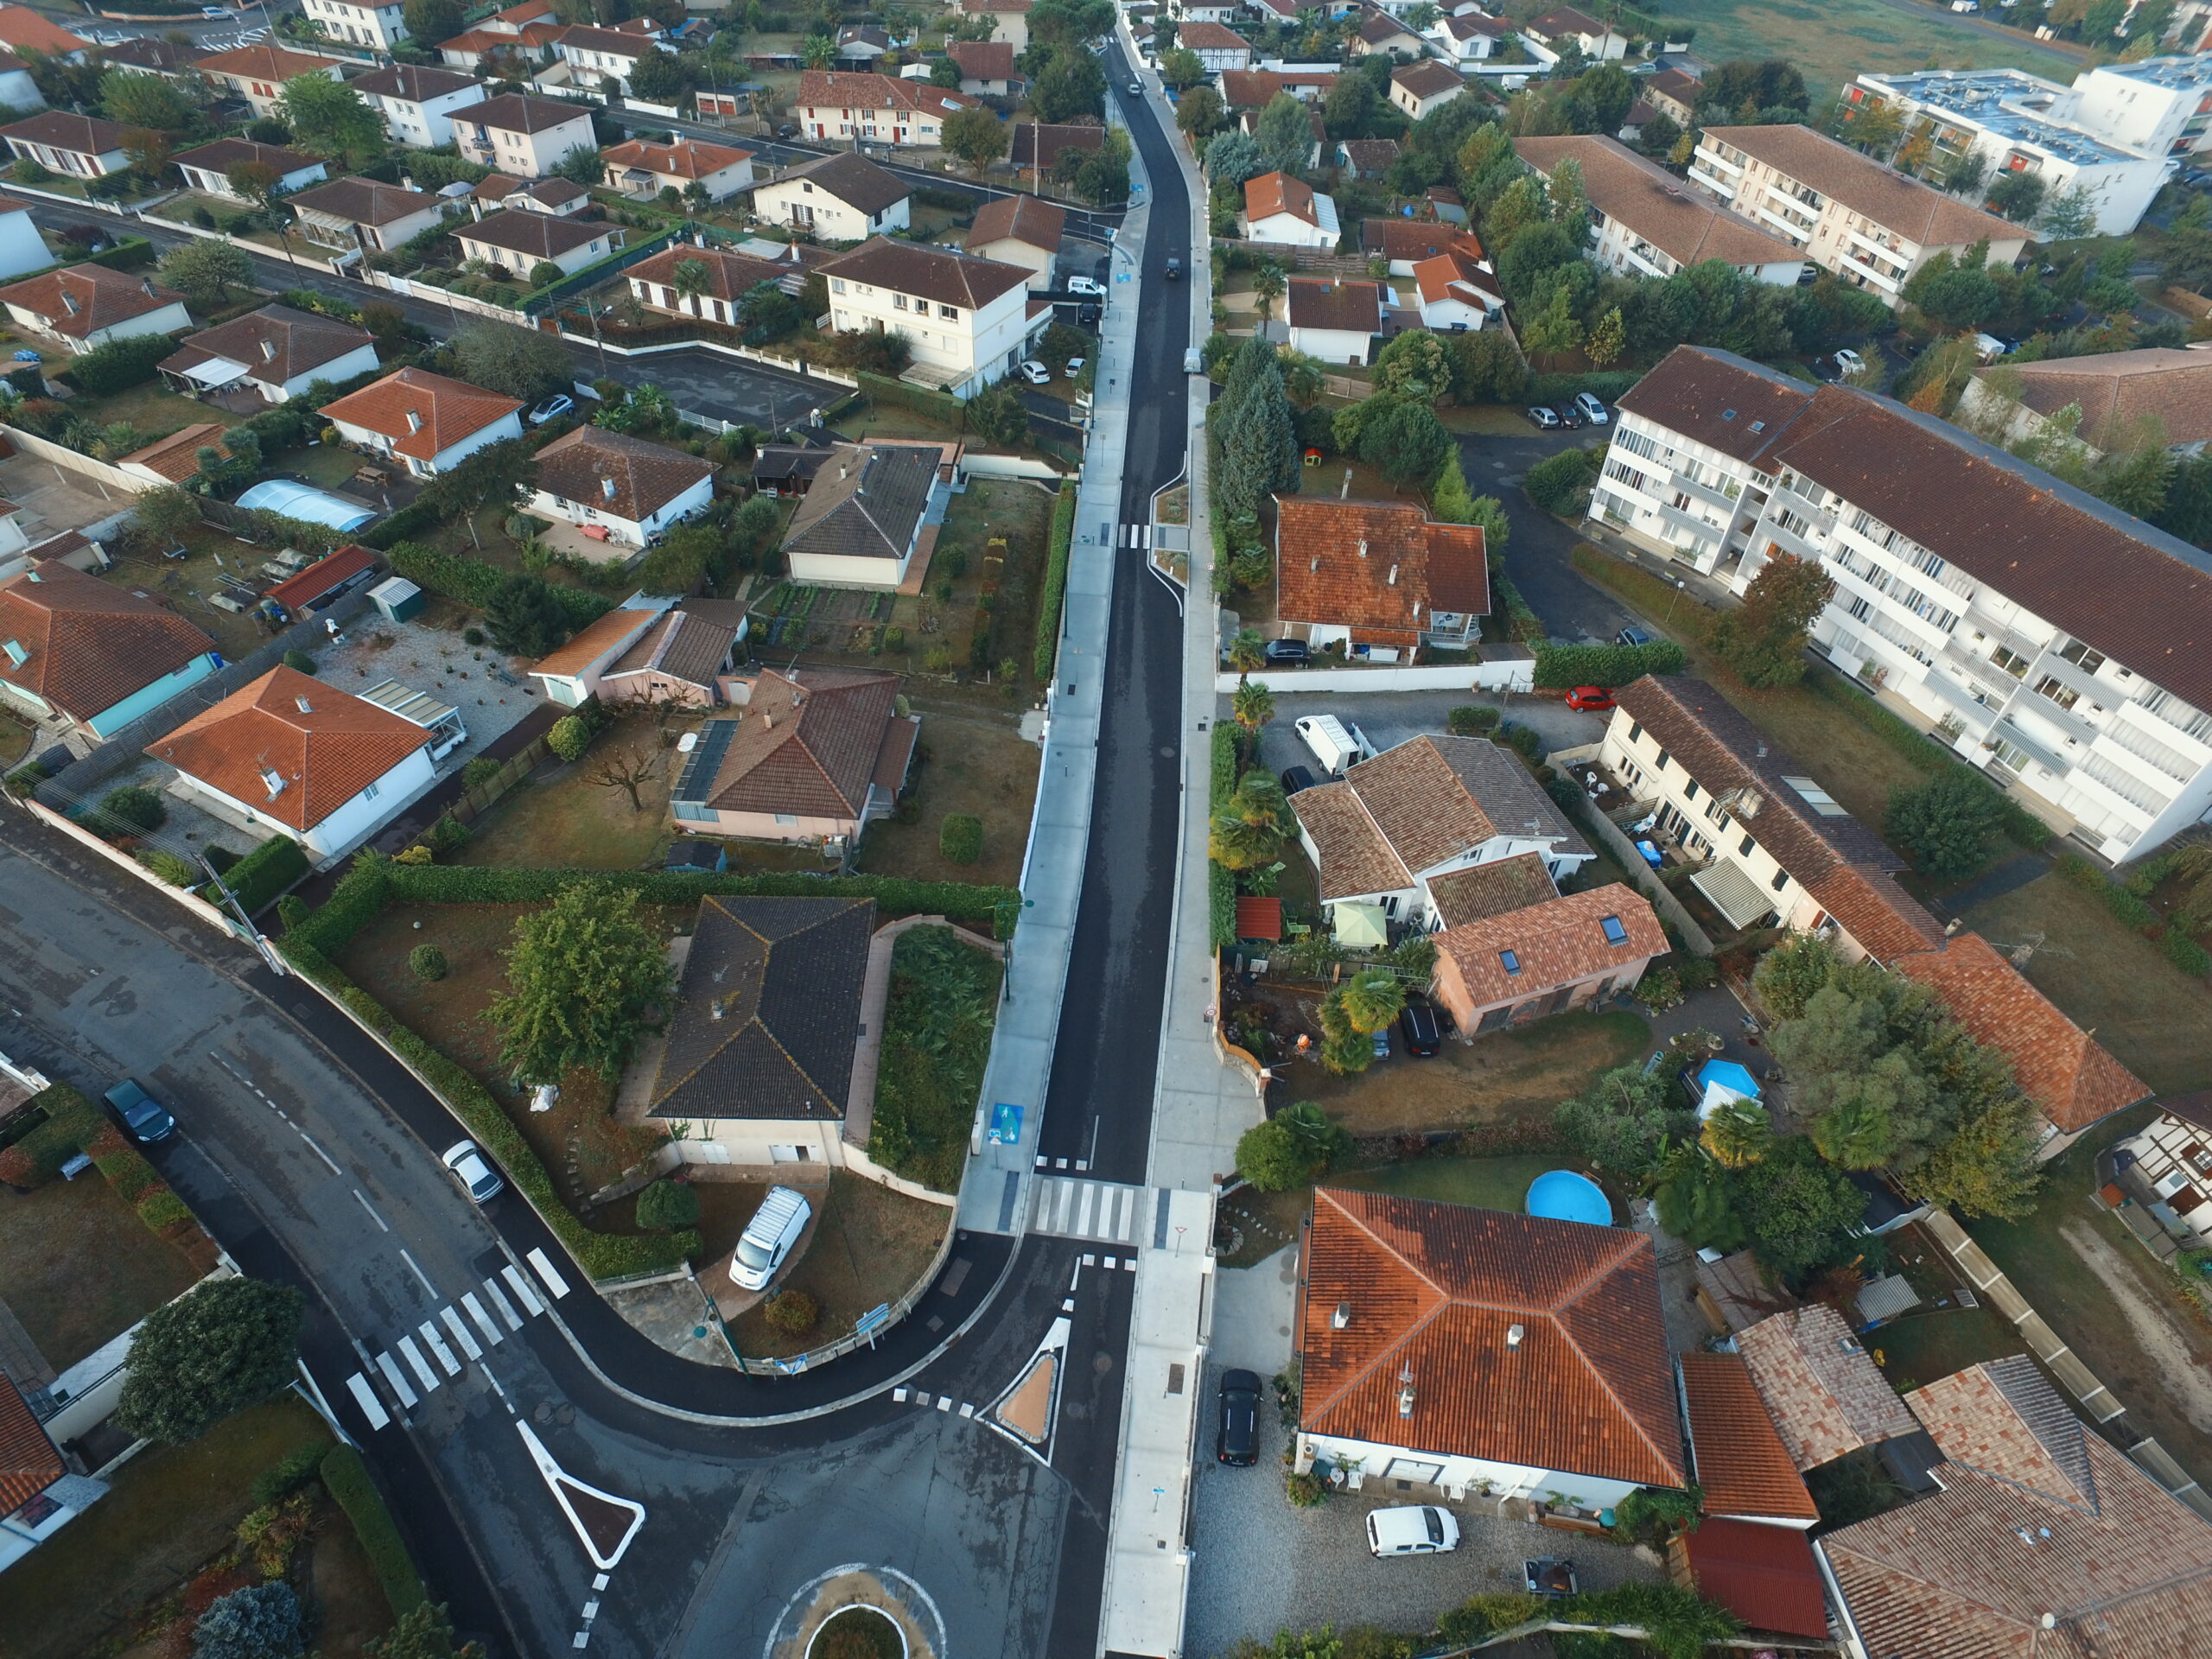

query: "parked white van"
(730, 1185), (812, 1290)
(1294, 714), (1374, 777)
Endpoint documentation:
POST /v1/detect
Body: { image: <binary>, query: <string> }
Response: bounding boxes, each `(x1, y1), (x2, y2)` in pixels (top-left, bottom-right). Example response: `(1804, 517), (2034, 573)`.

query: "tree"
(365, 1602), (486, 1659)
(116, 1277), (302, 1444)
(1706, 551), (1834, 688)
(1214, 351), (1300, 519)
(1727, 1135), (1867, 1286)
(1770, 983), (1947, 1173)
(421, 437), (536, 547)
(1072, 127), (1130, 206)
(2037, 181), (2098, 241)
(1205, 130), (1268, 187)
(1751, 932), (1840, 1022)
(626, 47), (690, 105)
(1700, 1096), (1772, 1167)
(280, 73), (385, 168)
(1226, 627), (1265, 681)
(156, 240), (254, 306)
(1885, 769), (2003, 881)
(635, 1178), (701, 1230)
(1210, 769), (1295, 870)
(1586, 306), (1626, 367)
(1255, 93), (1313, 177)
(450, 321), (571, 401)
(404, 0), (466, 45)
(1159, 47), (1205, 91)
(1231, 678), (1275, 744)
(1337, 967), (1405, 1033)
(194, 1583), (302, 1659)
(803, 33), (835, 67)
(930, 54), (963, 88)
(1373, 327), (1450, 401)
(591, 747), (658, 811)
(488, 881), (675, 1084)
(1908, 1082), (2044, 1220)
(1554, 1063), (1694, 1180)
(101, 68), (190, 131)
(941, 104), (1008, 176)
(1431, 448), (1479, 525)
(1986, 171), (2047, 226)
(482, 573), (571, 656)
(1029, 48), (1105, 124)
(1902, 246), (2003, 331)
(1236, 1102), (1350, 1191)
(1177, 82), (1225, 140)
(100, 784), (167, 833)
(1324, 70), (1378, 140)
(1249, 257), (1286, 322)
(547, 714), (590, 763)
(120, 126), (174, 179)
(1351, 397), (1452, 490)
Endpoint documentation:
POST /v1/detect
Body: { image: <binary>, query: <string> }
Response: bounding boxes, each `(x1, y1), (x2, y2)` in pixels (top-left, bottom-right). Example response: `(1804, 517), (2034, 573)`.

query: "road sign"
(988, 1102), (1025, 1145)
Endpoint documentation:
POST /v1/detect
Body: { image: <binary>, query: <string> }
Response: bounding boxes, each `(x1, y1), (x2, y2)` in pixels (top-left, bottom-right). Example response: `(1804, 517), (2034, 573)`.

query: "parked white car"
(1066, 275), (1105, 296)
(1019, 359), (1052, 385)
(1367, 1505), (1460, 1557)
(442, 1140), (504, 1205)
(730, 1185), (811, 1290)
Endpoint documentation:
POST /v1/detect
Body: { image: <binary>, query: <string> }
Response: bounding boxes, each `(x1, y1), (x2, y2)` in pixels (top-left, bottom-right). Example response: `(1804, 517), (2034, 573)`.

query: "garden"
(725, 1173), (952, 1360)
(868, 923), (1005, 1194)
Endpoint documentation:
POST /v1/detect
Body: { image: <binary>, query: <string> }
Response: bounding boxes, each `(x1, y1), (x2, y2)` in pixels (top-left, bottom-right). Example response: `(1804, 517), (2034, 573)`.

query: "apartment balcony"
(1747, 200), (1815, 245)
(2016, 687), (2100, 750)
(1756, 515), (1825, 563)
(2067, 753), (2168, 823)
(1686, 162), (1738, 202)
(1844, 224), (1913, 274)
(1837, 247), (1904, 293)
(1986, 715), (2069, 779)
(1669, 470), (1742, 513)
(1694, 147), (1745, 180)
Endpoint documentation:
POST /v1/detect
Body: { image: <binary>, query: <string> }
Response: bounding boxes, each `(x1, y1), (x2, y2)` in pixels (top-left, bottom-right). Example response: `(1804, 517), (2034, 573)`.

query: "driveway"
(1453, 429), (1639, 646)
(1252, 690), (1610, 781)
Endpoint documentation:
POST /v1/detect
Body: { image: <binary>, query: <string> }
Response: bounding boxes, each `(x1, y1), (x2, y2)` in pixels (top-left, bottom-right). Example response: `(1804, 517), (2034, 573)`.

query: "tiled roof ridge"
(1532, 1230), (1688, 1482)
(1296, 1190), (1450, 1425)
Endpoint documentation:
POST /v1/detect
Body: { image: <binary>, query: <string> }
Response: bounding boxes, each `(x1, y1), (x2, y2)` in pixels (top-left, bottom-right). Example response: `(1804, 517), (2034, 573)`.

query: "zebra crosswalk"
(345, 1256), (569, 1431)
(1029, 1177), (1151, 1246)
(1118, 523), (1154, 550)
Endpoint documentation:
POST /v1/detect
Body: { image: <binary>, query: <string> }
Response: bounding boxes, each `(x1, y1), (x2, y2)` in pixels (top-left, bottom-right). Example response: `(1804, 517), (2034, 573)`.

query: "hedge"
(0, 1084), (103, 1185)
(360, 500), (445, 550)
(1210, 723), (1237, 948)
(855, 369), (965, 430)
(135, 1187), (191, 1230)
(319, 1446), (427, 1619)
(63, 332), (177, 397)
(86, 237), (158, 272)
(1529, 370), (1642, 406)
(202, 835), (309, 915)
(1530, 639), (1687, 689)
(1494, 575), (1544, 645)
(2164, 928), (2212, 978)
(1032, 481), (1077, 682)
(386, 543), (611, 632)
(92, 1141), (163, 1203)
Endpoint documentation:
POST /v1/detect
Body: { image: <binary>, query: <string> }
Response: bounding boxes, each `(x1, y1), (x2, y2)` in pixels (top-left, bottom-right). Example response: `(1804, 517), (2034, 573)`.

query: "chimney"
(696, 231), (708, 249)
(261, 766), (286, 799)
(1357, 538), (1368, 559)
(406, 410), (423, 433)
(763, 712), (773, 729)
(1506, 1323), (1524, 1350)
(1396, 1362), (1415, 1419)
(1332, 1301), (1351, 1330)
(709, 997), (723, 1020)
(1387, 563), (1398, 586)
(403, 175), (416, 193)
(1308, 556), (1318, 573)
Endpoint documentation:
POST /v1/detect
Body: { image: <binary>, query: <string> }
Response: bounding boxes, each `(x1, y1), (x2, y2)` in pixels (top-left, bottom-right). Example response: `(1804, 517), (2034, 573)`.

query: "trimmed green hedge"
(856, 369), (964, 429)
(201, 835), (309, 915)
(92, 1141), (162, 1203)
(136, 1187), (191, 1230)
(86, 237), (158, 272)
(0, 1084), (102, 1185)
(386, 543), (612, 632)
(1210, 723), (1237, 948)
(1033, 481), (1077, 683)
(1492, 575), (1544, 645)
(320, 1446), (427, 1619)
(1529, 370), (1642, 406)
(361, 501), (443, 550)
(1530, 639), (1687, 689)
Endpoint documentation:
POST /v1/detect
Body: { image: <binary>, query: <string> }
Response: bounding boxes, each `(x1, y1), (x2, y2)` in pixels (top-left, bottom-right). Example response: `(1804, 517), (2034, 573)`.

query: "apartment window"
(1739, 832), (1756, 857)
(362, 780), (380, 801)
(939, 303), (957, 319)
(1683, 779), (1700, 802)
(2034, 675), (2081, 712)
(1991, 645), (2031, 679)
(1990, 737), (2031, 772)
(893, 293), (908, 309)
(1627, 721), (1643, 744)
(1770, 868), (1789, 893)
(1847, 594), (1872, 622)
(1499, 949), (1522, 976)
(1599, 915), (1628, 946)
(831, 277), (845, 293)
(2058, 638), (2107, 674)
(1654, 748), (1670, 771)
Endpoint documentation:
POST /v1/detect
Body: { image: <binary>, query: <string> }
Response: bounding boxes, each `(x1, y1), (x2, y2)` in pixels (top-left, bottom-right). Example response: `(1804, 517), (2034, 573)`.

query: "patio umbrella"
(1332, 902), (1389, 950)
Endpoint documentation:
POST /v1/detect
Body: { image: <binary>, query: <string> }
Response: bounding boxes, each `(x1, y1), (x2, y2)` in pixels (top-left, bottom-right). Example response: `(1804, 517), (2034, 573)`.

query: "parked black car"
(1399, 1000), (1441, 1058)
(1263, 637), (1310, 665)
(1280, 765), (1318, 796)
(1217, 1368), (1262, 1465)
(1077, 301), (1100, 325)
(104, 1078), (175, 1145)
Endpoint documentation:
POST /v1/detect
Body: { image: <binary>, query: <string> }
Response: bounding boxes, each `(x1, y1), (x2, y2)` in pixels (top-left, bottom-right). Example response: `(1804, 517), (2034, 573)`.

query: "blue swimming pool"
(1525, 1169), (1612, 1226)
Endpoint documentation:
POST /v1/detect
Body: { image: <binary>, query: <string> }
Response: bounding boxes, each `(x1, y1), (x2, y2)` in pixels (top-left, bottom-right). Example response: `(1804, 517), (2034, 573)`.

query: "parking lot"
(1252, 690), (1610, 785)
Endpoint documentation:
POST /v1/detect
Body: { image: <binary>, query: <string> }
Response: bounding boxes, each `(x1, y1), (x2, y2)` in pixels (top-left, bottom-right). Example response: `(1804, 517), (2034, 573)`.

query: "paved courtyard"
(317, 612), (543, 761)
(1251, 690), (1610, 781)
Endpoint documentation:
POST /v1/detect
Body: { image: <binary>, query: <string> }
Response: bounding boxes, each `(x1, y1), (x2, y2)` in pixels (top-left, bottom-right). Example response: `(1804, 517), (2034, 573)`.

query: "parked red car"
(1565, 686), (1616, 712)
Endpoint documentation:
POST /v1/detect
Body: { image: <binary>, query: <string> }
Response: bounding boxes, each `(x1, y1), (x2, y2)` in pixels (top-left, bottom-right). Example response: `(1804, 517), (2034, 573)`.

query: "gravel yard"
(316, 613), (542, 763)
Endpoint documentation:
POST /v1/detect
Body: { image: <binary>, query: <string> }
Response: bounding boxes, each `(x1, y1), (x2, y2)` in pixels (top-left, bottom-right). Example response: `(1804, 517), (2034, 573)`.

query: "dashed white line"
(299, 1132), (341, 1175)
(399, 1249), (438, 1300)
(353, 1190), (391, 1233)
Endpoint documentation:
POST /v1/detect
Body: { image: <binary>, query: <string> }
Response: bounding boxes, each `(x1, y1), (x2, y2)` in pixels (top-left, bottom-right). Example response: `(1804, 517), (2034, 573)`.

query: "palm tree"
(1700, 1096), (1771, 1168)
(671, 257), (712, 320)
(1337, 967), (1405, 1034)
(2164, 836), (2212, 931)
(1251, 258), (1286, 323)
(1279, 350), (1325, 409)
(1231, 679), (1275, 750)
(1226, 626), (1266, 683)
(1209, 771), (1294, 869)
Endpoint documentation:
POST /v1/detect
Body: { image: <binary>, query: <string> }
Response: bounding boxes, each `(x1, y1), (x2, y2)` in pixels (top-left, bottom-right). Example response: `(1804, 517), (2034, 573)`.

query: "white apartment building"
(1689, 122), (2026, 308)
(351, 64), (487, 149)
(820, 237), (1045, 399)
(1516, 135), (1806, 287)
(1592, 346), (2212, 861)
(300, 0), (407, 49)
(1847, 56), (2212, 237)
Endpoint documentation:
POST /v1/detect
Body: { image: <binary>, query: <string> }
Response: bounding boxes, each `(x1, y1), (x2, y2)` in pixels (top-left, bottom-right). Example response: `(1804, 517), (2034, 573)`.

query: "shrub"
(137, 848), (197, 887)
(939, 813), (982, 865)
(1523, 445), (1601, 515)
(4, 757), (48, 798)
(275, 894), (309, 932)
(1885, 769), (2004, 882)
(1499, 722), (1542, 761)
(633, 1178), (700, 1230)
(320, 1446), (426, 1618)
(1032, 482), (1077, 681)
(1529, 639), (1687, 689)
(251, 1442), (328, 1507)
(884, 625), (907, 653)
(1445, 704), (1500, 736)
(3, 1084), (103, 1185)
(94, 1141), (162, 1202)
(98, 785), (167, 834)
(762, 1289), (818, 1333)
(1637, 965), (1685, 1010)
(2164, 928), (2212, 977)
(65, 332), (178, 397)
(136, 1187), (191, 1230)
(408, 944), (448, 981)
(281, 649), (317, 675)
(1285, 1470), (1326, 1507)
(461, 756), (502, 790)
(548, 715), (591, 763)
(203, 836), (308, 914)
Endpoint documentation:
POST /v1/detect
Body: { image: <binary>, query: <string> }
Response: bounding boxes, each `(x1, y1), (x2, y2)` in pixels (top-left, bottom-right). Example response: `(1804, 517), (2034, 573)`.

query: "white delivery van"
(1295, 715), (1375, 777)
(730, 1185), (811, 1290)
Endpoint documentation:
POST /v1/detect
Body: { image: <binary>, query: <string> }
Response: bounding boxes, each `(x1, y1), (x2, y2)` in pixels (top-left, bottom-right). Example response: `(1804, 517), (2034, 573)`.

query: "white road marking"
(461, 1292), (504, 1346)
(399, 1248), (438, 1299)
(503, 1263), (547, 1316)
(396, 1335), (440, 1395)
(300, 1132), (341, 1174)
(441, 1306), (484, 1362)
(417, 1320), (461, 1376)
(375, 1351), (418, 1409)
(346, 1372), (391, 1430)
(527, 1248), (572, 1300)
(353, 1190), (390, 1232)
(483, 1277), (524, 1329)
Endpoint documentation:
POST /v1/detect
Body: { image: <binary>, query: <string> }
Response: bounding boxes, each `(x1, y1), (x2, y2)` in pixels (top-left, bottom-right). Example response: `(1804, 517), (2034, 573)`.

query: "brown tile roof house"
(319, 367), (524, 465)
(1274, 495), (1488, 651)
(121, 423), (228, 485)
(1430, 883), (1667, 1014)
(158, 303), (374, 396)
(534, 426), (713, 526)
(1391, 60), (1465, 102)
(1677, 1351), (1820, 1523)
(286, 176), (445, 230)
(0, 559), (215, 726)
(1356, 10), (1417, 45)
(1285, 276), (1383, 336)
(1702, 123), (2019, 249)
(769, 149), (911, 217)
(601, 135), (751, 183)
(454, 92), (592, 135)
(600, 608), (740, 700)
(1612, 344), (1816, 471)
(0, 264), (184, 341)
(821, 236), (1030, 310)
(351, 61), (482, 101)
(1244, 169), (1319, 227)
(192, 42), (344, 82)
(1292, 735), (1589, 901)
(170, 137), (320, 178)
(457, 207), (609, 262)
(647, 894), (874, 1121)
(149, 665), (429, 833)
(1515, 135), (1802, 271)
(1338, 137), (1399, 178)
(1424, 851), (1559, 930)
(948, 40), (1018, 82)
(0, 109), (124, 160)
(1893, 931), (2149, 1134)
(1221, 68), (1287, 110)
(1735, 1304), (1919, 1471)
(965, 191), (1065, 255)
(0, 1371), (63, 1522)
(783, 442), (942, 569)
(1821, 1357), (2212, 1659)
(102, 36), (188, 75)
(627, 242), (793, 303)
(795, 69), (969, 122)
(530, 601), (666, 680)
(1177, 20), (1247, 49)
(1976, 346), (2212, 453)
(686, 667), (918, 823)
(1361, 219), (1459, 265)
(1010, 121), (1102, 172)
(1299, 1186), (1688, 1491)
(1679, 1519), (1832, 1643)
(1527, 6), (1609, 40)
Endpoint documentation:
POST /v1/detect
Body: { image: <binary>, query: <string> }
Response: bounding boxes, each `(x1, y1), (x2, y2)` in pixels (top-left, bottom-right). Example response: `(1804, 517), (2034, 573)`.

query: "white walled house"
(319, 366), (525, 479)
(1427, 13), (1510, 61)
(2113, 1097), (2212, 1245)
(1243, 170), (1339, 247)
(351, 64), (486, 149)
(957, 0), (1030, 49)
(158, 304), (379, 404)
(528, 594), (675, 707)
(1390, 60), (1465, 121)
(0, 111), (126, 178)
(626, 242), (802, 326)
(1516, 135), (1806, 286)
(454, 208), (618, 280)
(0, 264), (188, 350)
(1594, 345), (2212, 864)
(190, 44), (346, 118)
(752, 151), (912, 242)
(794, 69), (971, 149)
(963, 193), (1063, 291)
(300, 0), (408, 49)
(1177, 21), (1253, 73)
(0, 48), (43, 113)
(287, 176), (451, 257)
(149, 665), (437, 865)
(450, 94), (596, 179)
(1285, 276), (1382, 364)
(1521, 6), (1628, 62)
(550, 24), (670, 97)
(170, 138), (327, 202)
(602, 136), (753, 202)
(0, 207), (48, 282)
(528, 427), (715, 549)
(781, 442), (958, 591)
(822, 237), (1044, 399)
(1410, 240), (1503, 331)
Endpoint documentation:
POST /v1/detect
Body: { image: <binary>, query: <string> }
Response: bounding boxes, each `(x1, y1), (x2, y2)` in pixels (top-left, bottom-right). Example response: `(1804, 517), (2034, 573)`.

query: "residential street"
(1459, 429), (1645, 646)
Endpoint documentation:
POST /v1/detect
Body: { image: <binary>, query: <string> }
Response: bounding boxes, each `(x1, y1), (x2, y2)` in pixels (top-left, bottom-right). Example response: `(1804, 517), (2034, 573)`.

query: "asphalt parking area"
(587, 345), (848, 430)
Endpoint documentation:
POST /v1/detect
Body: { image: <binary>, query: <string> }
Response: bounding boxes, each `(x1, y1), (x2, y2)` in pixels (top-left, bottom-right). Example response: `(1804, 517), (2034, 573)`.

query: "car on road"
(1399, 999), (1441, 1057)
(1128, 80), (1143, 96)
(1165, 256), (1181, 280)
(1831, 347), (1866, 377)
(776, 123), (798, 138)
(104, 1078), (175, 1145)
(1572, 391), (1610, 425)
(1067, 275), (1105, 296)
(1217, 1369), (1262, 1465)
(1019, 359), (1052, 385)
(731, 1185), (812, 1290)
(1525, 404), (1562, 429)
(200, 4), (231, 14)
(1617, 626), (1653, 648)
(1368, 1505), (1460, 1556)
(1078, 301), (1100, 325)
(1262, 636), (1309, 665)
(1184, 346), (1205, 374)
(527, 392), (575, 425)
(1564, 685), (1616, 711)
(1280, 764), (1317, 795)
(1064, 356), (1085, 378)
(442, 1140), (504, 1204)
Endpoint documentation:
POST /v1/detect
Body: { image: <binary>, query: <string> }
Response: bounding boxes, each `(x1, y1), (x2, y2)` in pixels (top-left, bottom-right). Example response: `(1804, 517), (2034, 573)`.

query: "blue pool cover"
(1526, 1169), (1611, 1226)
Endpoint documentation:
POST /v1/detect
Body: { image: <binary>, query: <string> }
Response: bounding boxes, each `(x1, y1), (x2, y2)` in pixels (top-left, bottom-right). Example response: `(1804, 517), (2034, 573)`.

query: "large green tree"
(481, 573), (571, 656)
(156, 240), (254, 306)
(1553, 1063), (1694, 1180)
(488, 882), (675, 1084)
(1706, 552), (1834, 688)
(1726, 1135), (1866, 1286)
(403, 0), (466, 45)
(1209, 770), (1295, 870)
(100, 68), (190, 130)
(940, 104), (1008, 177)
(1254, 92), (1314, 177)
(1885, 769), (2004, 882)
(449, 321), (572, 401)
(365, 1602), (486, 1659)
(115, 1277), (303, 1444)
(280, 73), (385, 168)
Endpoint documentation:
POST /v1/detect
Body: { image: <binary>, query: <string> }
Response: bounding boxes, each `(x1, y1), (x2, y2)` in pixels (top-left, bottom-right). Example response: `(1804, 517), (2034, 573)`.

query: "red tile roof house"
(1177, 20), (1253, 73)
(963, 193), (1065, 292)
(0, 111), (128, 179)
(945, 39), (1021, 98)
(625, 242), (805, 327)
(1274, 495), (1489, 658)
(319, 366), (525, 480)
(794, 70), (973, 149)
(526, 426), (715, 553)
(190, 42), (346, 119)
(1284, 276), (1384, 365)
(1429, 879), (1667, 1035)
(1817, 1357), (2212, 1659)
(525, 593), (674, 708)
(149, 664), (440, 863)
(0, 559), (221, 746)
(0, 1369), (99, 1575)
(1243, 170), (1338, 249)
(667, 666), (919, 844)
(601, 135), (754, 202)
(0, 264), (189, 351)
(1734, 1303), (1922, 1473)
(1295, 1186), (1688, 1510)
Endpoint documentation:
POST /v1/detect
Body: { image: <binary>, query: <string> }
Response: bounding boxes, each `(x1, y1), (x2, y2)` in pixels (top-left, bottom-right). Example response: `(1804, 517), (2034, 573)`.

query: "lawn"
(69, 379), (221, 444)
(869, 924), (1003, 1192)
(335, 901), (670, 1197)
(1860, 1300), (2024, 1397)
(0, 1395), (334, 1659)
(0, 711), (28, 769)
(1963, 875), (2212, 1096)
(0, 1163), (203, 1371)
(1332, 1154), (1574, 1215)
(726, 1172), (952, 1358)
(855, 702), (1039, 891)
(99, 519), (291, 661)
(1291, 1008), (1649, 1136)
(459, 713), (685, 873)
(1656, 0), (2081, 101)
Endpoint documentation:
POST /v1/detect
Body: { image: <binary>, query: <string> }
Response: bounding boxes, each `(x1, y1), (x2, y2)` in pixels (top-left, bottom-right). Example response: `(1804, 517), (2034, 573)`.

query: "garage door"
(1382, 1459), (1445, 1484)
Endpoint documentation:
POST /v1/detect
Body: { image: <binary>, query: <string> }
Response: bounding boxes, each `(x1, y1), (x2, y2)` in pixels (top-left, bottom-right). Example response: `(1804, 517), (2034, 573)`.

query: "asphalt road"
(1458, 428), (1644, 645)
